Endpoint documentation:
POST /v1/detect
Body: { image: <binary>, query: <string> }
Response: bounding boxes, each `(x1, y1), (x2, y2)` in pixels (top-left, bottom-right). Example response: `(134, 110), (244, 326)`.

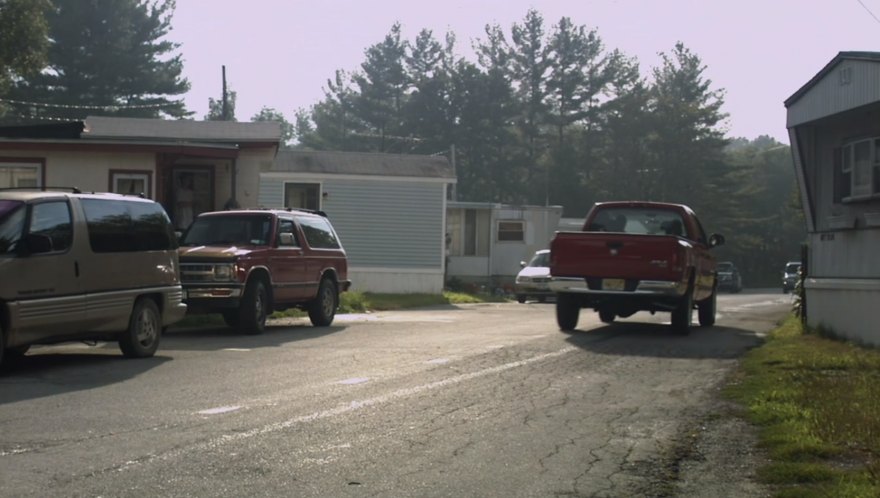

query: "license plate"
(602, 278), (625, 291)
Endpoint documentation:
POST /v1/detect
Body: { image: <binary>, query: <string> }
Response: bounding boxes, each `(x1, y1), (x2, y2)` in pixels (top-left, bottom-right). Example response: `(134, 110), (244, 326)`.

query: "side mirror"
(279, 232), (296, 246)
(708, 233), (725, 248)
(19, 233), (52, 255)
(520, 261), (527, 268)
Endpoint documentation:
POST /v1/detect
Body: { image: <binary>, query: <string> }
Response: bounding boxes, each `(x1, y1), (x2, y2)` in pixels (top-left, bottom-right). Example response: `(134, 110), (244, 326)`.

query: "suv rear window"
(81, 198), (176, 252)
(297, 216), (340, 249)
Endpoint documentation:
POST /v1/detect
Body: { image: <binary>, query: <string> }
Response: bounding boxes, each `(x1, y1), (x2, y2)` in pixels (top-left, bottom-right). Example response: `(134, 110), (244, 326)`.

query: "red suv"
(178, 209), (350, 334)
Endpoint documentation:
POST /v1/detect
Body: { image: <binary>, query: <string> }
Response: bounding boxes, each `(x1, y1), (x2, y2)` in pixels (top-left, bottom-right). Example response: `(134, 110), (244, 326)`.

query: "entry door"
(168, 168), (214, 230)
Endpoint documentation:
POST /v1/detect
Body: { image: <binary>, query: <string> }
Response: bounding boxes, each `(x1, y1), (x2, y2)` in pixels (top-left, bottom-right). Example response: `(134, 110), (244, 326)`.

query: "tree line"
(0, 0), (803, 285)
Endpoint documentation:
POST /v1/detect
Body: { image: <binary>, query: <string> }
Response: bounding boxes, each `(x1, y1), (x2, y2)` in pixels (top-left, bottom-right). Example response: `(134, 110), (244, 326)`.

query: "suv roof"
(197, 208), (328, 219)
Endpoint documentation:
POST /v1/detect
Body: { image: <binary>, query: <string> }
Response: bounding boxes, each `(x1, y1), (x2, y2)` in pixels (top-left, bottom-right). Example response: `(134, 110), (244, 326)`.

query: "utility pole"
(221, 66), (228, 121)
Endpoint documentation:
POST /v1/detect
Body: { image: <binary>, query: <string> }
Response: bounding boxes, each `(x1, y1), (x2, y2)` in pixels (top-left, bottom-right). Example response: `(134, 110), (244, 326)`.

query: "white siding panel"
(807, 230), (880, 278)
(321, 180), (444, 269)
(258, 176), (284, 207)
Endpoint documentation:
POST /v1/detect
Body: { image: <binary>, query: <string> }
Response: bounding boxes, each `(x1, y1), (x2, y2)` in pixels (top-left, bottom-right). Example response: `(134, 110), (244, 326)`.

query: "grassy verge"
(725, 316), (880, 497)
(176, 291), (507, 326)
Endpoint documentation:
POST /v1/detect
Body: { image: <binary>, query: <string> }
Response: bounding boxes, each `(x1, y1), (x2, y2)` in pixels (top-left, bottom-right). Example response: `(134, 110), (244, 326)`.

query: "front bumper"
(182, 283), (245, 312)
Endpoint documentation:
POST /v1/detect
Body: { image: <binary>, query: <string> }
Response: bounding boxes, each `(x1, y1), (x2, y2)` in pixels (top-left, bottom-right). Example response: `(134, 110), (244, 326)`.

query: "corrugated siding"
(325, 180), (443, 268)
(259, 177), (284, 207)
(259, 175), (443, 269)
(788, 60), (880, 126)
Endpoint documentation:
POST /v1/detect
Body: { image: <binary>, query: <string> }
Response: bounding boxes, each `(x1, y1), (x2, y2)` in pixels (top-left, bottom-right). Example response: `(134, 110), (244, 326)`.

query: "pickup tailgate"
(550, 231), (685, 281)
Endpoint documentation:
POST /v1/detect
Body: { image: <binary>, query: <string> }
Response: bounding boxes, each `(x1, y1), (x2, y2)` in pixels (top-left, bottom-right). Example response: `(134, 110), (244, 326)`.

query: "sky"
(170, 0), (880, 144)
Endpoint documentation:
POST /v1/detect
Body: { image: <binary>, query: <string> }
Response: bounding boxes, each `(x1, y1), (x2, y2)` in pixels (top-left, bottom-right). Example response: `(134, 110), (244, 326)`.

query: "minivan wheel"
(308, 278), (338, 327)
(240, 279), (269, 335)
(119, 298), (161, 358)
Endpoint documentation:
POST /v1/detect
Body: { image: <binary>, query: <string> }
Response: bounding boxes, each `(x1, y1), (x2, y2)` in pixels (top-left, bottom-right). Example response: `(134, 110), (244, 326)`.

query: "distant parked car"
(515, 249), (552, 303)
(716, 261), (743, 293)
(782, 261), (802, 293)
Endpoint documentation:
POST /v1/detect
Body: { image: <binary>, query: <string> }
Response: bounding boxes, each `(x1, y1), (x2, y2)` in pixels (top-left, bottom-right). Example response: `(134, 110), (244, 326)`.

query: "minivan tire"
(240, 279), (269, 335)
(308, 278), (338, 327)
(119, 298), (161, 358)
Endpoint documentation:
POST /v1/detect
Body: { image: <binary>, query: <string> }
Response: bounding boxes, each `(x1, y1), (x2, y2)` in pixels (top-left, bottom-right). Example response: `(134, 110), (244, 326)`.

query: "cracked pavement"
(0, 291), (788, 496)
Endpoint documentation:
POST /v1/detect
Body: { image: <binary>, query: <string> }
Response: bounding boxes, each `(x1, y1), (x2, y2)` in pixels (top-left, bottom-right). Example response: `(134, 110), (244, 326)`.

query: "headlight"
(214, 263), (236, 281)
(517, 276), (531, 283)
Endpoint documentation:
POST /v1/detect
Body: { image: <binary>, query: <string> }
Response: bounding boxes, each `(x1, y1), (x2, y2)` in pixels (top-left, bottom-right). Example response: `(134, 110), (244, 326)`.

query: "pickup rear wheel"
(308, 278), (338, 327)
(556, 293), (580, 331)
(240, 279), (269, 335)
(671, 286), (694, 335)
(119, 297), (161, 358)
(698, 286), (717, 327)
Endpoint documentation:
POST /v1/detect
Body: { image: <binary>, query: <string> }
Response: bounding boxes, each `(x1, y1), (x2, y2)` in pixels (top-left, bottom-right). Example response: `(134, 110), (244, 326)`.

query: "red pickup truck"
(548, 201), (725, 334)
(178, 209), (350, 334)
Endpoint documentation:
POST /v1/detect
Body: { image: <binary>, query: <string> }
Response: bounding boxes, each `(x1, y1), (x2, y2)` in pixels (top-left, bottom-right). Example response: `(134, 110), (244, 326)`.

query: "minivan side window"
(81, 198), (175, 252)
(0, 200), (26, 254)
(296, 216), (340, 249)
(29, 201), (73, 252)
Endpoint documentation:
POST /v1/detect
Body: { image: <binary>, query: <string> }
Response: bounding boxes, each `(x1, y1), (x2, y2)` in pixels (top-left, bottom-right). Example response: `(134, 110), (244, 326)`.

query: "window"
(278, 219), (299, 246)
(296, 216), (340, 249)
(837, 138), (880, 201)
(0, 200), (26, 254)
(29, 201), (73, 252)
(110, 170), (151, 197)
(285, 183), (320, 211)
(497, 221), (524, 242)
(181, 214), (271, 247)
(82, 199), (175, 252)
(0, 162), (41, 188)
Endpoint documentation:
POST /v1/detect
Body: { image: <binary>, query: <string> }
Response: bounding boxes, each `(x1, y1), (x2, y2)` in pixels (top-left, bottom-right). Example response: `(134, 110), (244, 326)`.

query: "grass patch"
(177, 291), (506, 325)
(725, 315), (880, 496)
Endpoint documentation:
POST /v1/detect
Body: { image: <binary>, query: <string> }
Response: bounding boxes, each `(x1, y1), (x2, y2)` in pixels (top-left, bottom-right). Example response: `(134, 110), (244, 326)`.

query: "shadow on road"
(162, 321), (349, 351)
(562, 322), (765, 360)
(0, 350), (171, 404)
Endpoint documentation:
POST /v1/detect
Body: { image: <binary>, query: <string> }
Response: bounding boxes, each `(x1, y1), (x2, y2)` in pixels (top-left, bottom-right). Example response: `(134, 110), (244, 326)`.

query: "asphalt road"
(0, 290), (791, 497)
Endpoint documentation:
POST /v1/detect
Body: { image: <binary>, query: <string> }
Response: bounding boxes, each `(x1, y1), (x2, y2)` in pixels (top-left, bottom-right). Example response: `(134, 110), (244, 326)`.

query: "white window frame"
(841, 137), (880, 201)
(283, 181), (322, 211)
(110, 171), (151, 197)
(0, 162), (42, 188)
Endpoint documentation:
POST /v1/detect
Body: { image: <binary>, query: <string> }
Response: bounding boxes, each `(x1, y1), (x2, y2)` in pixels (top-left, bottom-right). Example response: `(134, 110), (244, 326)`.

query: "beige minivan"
(0, 189), (187, 367)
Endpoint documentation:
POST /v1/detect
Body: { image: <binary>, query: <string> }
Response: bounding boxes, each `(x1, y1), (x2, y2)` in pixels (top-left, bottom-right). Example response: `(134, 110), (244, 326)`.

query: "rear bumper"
(549, 276), (687, 312)
(549, 277), (687, 296)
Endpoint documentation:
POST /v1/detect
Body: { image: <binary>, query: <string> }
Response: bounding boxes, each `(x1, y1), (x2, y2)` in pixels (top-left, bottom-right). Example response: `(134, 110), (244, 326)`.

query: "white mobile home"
(446, 201), (563, 291)
(259, 149), (456, 294)
(785, 51), (880, 345)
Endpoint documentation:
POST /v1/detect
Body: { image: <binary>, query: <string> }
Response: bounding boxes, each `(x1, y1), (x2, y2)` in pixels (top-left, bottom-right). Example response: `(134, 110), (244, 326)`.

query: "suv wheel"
(119, 298), (161, 358)
(308, 278), (338, 327)
(240, 279), (269, 335)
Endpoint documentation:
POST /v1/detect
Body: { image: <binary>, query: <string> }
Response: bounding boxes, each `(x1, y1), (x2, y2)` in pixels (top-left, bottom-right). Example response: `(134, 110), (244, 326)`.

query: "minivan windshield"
(785, 262), (801, 274)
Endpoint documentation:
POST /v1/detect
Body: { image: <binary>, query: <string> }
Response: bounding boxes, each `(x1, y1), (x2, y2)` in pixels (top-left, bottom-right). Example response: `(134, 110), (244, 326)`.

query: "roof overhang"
(0, 138), (241, 158)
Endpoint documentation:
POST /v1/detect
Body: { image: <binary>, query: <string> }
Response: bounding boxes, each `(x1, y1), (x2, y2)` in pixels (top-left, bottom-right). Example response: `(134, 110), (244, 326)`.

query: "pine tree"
(10, 0), (189, 121)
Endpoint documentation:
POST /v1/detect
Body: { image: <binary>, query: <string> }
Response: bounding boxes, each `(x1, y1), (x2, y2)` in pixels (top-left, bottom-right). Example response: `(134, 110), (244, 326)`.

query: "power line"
(0, 97), (178, 111)
(857, 0), (880, 24)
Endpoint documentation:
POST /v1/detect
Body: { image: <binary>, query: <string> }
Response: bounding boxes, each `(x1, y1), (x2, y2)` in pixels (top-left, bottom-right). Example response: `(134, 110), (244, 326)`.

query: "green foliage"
(293, 9), (801, 274)
(8, 0), (190, 121)
(205, 90), (236, 121)
(726, 316), (880, 496)
(0, 0), (50, 97)
(251, 106), (293, 144)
